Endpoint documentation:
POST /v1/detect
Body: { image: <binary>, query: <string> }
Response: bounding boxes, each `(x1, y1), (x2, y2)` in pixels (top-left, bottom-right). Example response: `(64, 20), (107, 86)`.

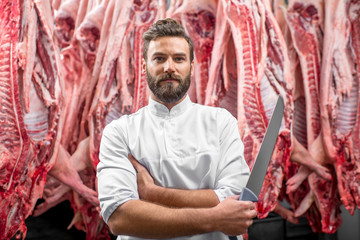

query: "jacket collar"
(148, 95), (192, 117)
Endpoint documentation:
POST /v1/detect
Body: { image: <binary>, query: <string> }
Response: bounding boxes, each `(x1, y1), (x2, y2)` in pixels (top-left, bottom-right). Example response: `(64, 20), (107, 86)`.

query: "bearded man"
(97, 18), (256, 240)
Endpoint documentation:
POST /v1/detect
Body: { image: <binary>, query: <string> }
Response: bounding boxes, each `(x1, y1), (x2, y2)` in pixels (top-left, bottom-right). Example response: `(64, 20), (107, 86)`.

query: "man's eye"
(154, 57), (164, 61)
(175, 57), (185, 62)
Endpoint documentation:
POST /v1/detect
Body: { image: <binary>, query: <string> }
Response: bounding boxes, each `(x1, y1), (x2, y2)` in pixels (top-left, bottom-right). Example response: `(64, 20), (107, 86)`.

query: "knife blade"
(239, 95), (284, 201)
(228, 95), (284, 240)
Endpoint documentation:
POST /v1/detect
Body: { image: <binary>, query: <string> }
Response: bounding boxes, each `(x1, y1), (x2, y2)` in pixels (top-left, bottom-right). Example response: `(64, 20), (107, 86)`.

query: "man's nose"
(164, 59), (175, 73)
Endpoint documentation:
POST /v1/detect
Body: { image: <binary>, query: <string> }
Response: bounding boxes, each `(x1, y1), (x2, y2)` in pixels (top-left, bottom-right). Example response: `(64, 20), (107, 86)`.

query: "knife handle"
(239, 187), (258, 202)
(228, 188), (258, 240)
(229, 187), (258, 240)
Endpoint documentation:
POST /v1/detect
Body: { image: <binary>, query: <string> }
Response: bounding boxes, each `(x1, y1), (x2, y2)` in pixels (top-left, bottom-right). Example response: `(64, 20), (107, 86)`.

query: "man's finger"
(228, 195), (240, 200)
(128, 154), (136, 162)
(128, 154), (144, 171)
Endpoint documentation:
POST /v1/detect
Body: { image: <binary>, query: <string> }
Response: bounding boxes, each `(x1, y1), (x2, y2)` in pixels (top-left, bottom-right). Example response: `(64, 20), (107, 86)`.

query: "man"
(97, 18), (257, 240)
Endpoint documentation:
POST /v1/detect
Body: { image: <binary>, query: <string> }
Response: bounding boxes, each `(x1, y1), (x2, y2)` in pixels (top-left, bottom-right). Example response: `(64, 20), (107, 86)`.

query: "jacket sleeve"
(97, 118), (139, 224)
(213, 109), (250, 202)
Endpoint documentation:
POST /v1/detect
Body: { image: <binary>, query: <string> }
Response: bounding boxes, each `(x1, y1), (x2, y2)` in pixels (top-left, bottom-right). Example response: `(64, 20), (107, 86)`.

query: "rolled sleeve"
(97, 119), (139, 224)
(214, 109), (250, 202)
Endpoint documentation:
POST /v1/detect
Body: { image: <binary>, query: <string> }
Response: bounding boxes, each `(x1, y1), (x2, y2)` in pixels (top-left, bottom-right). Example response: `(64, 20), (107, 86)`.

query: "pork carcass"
(284, 0), (340, 233)
(256, 0), (296, 221)
(34, 1), (114, 238)
(75, 0), (99, 29)
(38, 0), (108, 210)
(52, 0), (63, 10)
(204, 0), (232, 111)
(204, 0), (295, 222)
(320, 0), (360, 216)
(0, 0), (64, 238)
(271, 0), (288, 35)
(58, 3), (115, 238)
(169, 0), (217, 105)
(88, 0), (135, 168)
(78, 0), (117, 141)
(54, 0), (81, 49)
(61, 0), (109, 155)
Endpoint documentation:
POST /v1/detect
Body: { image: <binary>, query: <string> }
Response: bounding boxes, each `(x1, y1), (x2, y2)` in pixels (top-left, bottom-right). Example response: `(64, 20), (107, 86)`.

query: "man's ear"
(190, 60), (194, 76)
(142, 58), (146, 74)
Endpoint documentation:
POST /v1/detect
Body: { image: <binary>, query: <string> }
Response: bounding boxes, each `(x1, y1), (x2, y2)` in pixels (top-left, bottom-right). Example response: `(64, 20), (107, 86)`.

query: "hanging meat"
(284, 0), (340, 233)
(34, 1), (116, 239)
(168, 0), (217, 104)
(0, 0), (64, 238)
(205, 0), (296, 223)
(320, 0), (360, 217)
(2, 0), (360, 239)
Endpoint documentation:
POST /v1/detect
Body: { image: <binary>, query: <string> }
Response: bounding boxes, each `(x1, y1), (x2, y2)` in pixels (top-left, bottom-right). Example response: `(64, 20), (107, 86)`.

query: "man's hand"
(128, 154), (157, 201)
(128, 154), (220, 208)
(212, 195), (257, 236)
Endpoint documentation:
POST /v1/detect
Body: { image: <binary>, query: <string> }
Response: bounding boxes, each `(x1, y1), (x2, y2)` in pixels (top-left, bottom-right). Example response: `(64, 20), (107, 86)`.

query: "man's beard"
(146, 69), (191, 104)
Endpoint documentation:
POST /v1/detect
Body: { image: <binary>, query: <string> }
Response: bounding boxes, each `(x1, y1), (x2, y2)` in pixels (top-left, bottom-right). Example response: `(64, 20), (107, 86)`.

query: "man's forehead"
(148, 36), (190, 56)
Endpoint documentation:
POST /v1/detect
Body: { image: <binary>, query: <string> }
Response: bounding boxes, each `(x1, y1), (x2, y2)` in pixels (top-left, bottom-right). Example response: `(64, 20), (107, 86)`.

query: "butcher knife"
(229, 95), (284, 240)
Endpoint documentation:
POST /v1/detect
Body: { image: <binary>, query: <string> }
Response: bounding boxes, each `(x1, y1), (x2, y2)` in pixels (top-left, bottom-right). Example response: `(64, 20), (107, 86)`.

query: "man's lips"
(159, 78), (179, 83)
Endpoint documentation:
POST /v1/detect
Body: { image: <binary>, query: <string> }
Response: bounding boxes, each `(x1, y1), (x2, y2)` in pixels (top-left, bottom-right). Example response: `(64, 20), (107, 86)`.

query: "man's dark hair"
(142, 18), (194, 62)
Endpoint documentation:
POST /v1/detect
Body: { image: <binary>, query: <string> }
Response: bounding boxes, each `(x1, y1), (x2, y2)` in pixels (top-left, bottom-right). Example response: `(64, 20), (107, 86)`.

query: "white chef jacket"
(97, 95), (250, 240)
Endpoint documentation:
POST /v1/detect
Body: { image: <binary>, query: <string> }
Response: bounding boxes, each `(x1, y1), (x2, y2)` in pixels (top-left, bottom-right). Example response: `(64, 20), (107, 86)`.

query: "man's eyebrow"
(151, 52), (187, 57)
(151, 52), (166, 56)
(173, 53), (187, 57)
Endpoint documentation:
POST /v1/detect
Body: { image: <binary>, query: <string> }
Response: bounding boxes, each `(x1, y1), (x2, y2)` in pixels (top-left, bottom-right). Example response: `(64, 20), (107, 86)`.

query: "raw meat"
(1, 0), (64, 238)
(170, 0), (217, 104)
(320, 0), (360, 216)
(3, 0), (360, 238)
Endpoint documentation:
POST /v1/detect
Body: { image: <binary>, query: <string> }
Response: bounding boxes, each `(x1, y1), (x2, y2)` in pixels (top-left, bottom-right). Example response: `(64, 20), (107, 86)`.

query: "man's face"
(144, 36), (193, 104)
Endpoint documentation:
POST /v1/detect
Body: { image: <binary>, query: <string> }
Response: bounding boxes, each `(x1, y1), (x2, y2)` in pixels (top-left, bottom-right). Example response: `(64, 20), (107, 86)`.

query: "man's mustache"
(157, 73), (182, 82)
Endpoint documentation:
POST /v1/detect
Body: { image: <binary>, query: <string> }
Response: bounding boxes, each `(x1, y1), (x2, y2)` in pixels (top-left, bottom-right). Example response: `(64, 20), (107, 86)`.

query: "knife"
(229, 95), (284, 240)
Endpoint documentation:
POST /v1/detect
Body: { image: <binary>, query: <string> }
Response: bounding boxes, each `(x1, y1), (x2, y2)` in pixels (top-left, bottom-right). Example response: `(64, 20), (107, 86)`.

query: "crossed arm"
(106, 155), (257, 238)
